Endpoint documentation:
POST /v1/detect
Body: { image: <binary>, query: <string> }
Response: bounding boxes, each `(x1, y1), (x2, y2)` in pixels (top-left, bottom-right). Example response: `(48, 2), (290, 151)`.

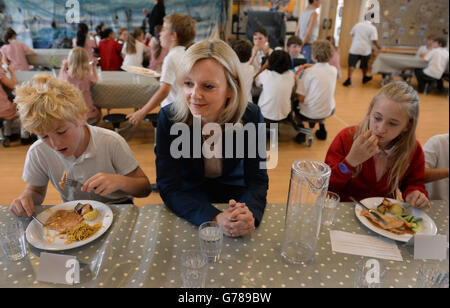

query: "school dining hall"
(0, 0), (448, 292)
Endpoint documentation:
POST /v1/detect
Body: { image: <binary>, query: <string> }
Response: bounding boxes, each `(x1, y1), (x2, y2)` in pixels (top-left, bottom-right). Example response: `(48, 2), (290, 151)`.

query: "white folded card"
(37, 252), (80, 285)
(414, 234), (447, 260)
(330, 230), (403, 261)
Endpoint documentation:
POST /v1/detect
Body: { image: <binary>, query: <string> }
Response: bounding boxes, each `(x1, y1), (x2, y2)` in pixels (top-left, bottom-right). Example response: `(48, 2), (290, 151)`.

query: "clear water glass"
(199, 221), (223, 263)
(321, 191), (340, 227)
(0, 219), (27, 261)
(180, 249), (208, 288)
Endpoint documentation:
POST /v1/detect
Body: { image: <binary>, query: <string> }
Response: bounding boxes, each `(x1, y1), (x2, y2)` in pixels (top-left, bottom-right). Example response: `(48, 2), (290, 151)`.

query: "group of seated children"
(230, 27), (337, 144)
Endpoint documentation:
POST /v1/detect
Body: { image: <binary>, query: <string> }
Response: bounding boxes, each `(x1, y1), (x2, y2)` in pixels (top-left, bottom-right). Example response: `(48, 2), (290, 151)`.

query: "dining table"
(0, 200), (448, 288)
(15, 71), (160, 110)
(371, 52), (427, 86)
(25, 49), (71, 69)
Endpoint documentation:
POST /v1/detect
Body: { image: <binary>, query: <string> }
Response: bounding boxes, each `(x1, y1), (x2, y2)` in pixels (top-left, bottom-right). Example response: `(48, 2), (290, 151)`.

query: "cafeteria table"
(15, 71), (160, 110)
(371, 53), (427, 86)
(0, 201), (448, 288)
(25, 49), (71, 68)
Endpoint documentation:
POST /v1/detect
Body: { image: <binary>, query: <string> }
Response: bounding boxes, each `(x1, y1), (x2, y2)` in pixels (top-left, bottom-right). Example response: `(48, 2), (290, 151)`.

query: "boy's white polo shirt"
(255, 69), (295, 121)
(160, 46), (186, 107)
(296, 62), (337, 120)
(424, 47), (449, 80)
(349, 21), (378, 56)
(23, 125), (139, 203)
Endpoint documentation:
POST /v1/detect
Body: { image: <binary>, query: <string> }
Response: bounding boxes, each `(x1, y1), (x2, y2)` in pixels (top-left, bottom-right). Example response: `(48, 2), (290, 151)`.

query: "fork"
(64, 178), (83, 188)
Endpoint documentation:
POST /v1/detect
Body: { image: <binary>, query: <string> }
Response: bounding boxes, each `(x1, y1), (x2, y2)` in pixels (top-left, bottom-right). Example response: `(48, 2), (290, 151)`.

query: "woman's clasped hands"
(215, 199), (255, 238)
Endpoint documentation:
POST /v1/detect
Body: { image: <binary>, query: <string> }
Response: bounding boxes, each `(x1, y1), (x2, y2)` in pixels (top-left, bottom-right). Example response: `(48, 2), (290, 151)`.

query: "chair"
(0, 118), (10, 147)
(102, 111), (132, 133)
(265, 111), (314, 147)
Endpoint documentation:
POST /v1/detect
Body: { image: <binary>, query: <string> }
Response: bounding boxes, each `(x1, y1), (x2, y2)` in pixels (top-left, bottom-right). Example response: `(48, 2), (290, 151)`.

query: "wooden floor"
(1, 71), (448, 207)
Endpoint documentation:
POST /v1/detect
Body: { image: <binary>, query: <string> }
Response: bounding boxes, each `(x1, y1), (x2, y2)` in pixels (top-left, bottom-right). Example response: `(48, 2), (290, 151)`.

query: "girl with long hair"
(325, 81), (430, 208)
(59, 47), (101, 124)
(73, 23), (97, 61)
(122, 29), (149, 67)
(0, 27), (35, 71)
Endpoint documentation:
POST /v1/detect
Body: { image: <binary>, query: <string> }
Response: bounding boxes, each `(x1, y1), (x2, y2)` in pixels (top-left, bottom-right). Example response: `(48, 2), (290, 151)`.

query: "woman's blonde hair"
(126, 29), (143, 55)
(355, 81), (420, 195)
(14, 74), (88, 135)
(171, 39), (248, 125)
(67, 47), (90, 79)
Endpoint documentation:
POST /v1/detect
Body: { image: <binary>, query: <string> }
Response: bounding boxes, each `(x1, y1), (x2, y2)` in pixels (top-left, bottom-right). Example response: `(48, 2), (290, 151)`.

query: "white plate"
(354, 197), (437, 242)
(121, 65), (161, 77)
(26, 200), (113, 251)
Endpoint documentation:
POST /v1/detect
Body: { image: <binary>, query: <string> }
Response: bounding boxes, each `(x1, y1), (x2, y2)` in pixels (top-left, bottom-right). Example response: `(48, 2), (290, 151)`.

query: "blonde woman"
(155, 39), (268, 237)
(121, 29), (149, 67)
(10, 74), (151, 217)
(325, 81), (430, 209)
(59, 47), (100, 124)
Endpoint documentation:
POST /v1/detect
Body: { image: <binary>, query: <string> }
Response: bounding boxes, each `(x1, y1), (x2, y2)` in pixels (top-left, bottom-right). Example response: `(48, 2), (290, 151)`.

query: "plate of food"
(26, 200), (113, 251)
(121, 65), (161, 77)
(354, 197), (437, 242)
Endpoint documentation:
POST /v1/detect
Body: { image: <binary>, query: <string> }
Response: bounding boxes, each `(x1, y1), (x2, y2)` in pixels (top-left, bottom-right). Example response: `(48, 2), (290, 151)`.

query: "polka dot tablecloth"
(0, 201), (448, 288)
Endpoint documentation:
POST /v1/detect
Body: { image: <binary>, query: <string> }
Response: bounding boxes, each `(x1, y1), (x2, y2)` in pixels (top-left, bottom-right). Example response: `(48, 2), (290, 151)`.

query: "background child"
(325, 81), (430, 209)
(98, 28), (123, 71)
(294, 40), (337, 143)
(122, 28), (149, 67)
(73, 23), (97, 62)
(248, 28), (273, 73)
(326, 35), (341, 78)
(1, 27), (35, 71)
(254, 50), (295, 122)
(286, 35), (305, 69)
(415, 37), (449, 93)
(117, 28), (128, 46)
(0, 60), (32, 144)
(416, 36), (434, 58)
(230, 39), (254, 103)
(59, 47), (101, 124)
(10, 74), (151, 217)
(423, 133), (449, 203)
(127, 13), (196, 125)
(148, 25), (168, 72)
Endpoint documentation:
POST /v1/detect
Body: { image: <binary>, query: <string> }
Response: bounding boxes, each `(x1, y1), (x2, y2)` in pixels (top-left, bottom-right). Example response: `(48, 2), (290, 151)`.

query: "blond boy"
(10, 74), (151, 217)
(127, 14), (196, 124)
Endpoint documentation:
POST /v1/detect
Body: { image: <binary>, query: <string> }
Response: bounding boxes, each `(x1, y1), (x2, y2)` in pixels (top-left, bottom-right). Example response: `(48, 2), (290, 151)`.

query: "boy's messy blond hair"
(14, 74), (88, 135)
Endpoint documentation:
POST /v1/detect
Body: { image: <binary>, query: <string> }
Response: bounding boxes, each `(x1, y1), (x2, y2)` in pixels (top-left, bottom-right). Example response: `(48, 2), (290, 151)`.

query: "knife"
(350, 196), (388, 225)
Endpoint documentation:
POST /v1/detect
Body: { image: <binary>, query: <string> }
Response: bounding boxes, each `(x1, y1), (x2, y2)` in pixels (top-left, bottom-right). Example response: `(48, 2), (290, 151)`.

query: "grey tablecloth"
(372, 53), (427, 75)
(15, 71), (160, 110)
(0, 201), (448, 288)
(26, 49), (71, 68)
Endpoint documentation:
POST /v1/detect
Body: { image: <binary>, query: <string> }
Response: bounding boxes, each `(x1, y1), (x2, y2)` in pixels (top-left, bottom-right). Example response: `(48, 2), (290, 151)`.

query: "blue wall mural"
(0, 0), (227, 48)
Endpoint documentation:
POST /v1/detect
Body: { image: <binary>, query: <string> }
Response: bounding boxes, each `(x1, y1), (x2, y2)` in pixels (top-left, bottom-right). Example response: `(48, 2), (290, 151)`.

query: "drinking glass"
(321, 191), (340, 227)
(354, 257), (386, 288)
(0, 219), (27, 261)
(199, 221), (223, 263)
(416, 263), (449, 288)
(180, 250), (208, 288)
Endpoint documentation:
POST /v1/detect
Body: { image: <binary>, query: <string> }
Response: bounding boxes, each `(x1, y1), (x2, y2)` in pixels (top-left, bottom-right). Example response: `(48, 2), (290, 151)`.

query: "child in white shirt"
(122, 29), (149, 67)
(230, 39), (255, 103)
(295, 40), (337, 143)
(10, 74), (152, 217)
(254, 50), (295, 122)
(127, 14), (196, 125)
(415, 37), (449, 93)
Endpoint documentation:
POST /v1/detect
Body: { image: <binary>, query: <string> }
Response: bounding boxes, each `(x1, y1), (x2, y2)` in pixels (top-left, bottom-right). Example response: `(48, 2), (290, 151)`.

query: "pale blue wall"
(0, 0), (227, 48)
